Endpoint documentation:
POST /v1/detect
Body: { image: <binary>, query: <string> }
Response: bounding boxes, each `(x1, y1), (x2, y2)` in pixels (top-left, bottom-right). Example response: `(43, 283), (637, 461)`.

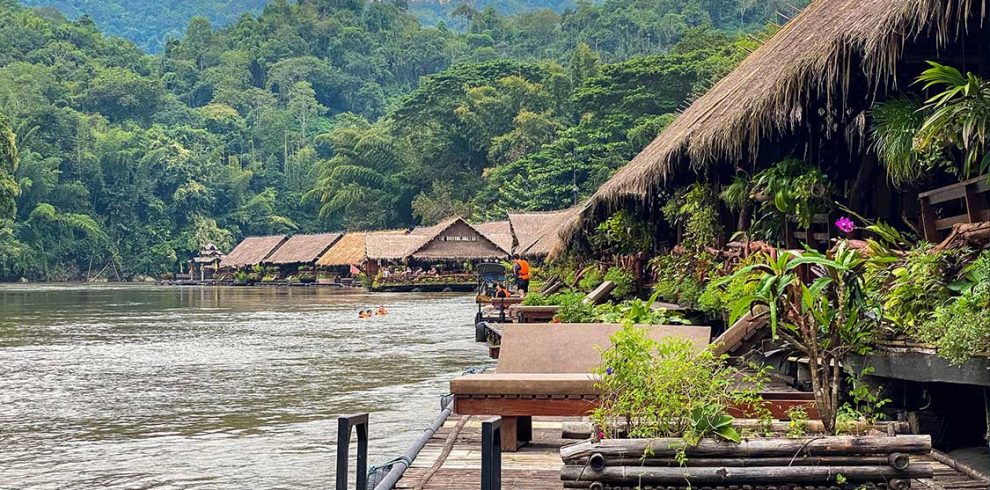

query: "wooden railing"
(918, 175), (990, 242)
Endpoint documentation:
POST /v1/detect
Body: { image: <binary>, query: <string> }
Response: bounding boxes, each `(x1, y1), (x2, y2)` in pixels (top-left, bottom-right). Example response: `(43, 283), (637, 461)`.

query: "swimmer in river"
(359, 310), (371, 319)
(377, 306), (388, 316)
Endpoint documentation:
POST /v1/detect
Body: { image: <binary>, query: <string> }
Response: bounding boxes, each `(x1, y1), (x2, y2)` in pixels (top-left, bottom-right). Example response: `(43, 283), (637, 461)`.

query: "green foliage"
(0, 0), (791, 280)
(836, 367), (889, 430)
(917, 251), (990, 364)
(785, 406), (809, 437)
(661, 183), (722, 251)
(865, 243), (953, 335)
(520, 290), (577, 306)
(592, 325), (764, 442)
(915, 62), (990, 179)
(750, 158), (830, 230)
(727, 242), (879, 434)
(590, 210), (653, 257)
(594, 291), (690, 325)
(553, 291), (596, 322)
(870, 97), (947, 186)
(650, 251), (717, 309)
(577, 265), (604, 292)
(697, 255), (760, 318)
(603, 266), (635, 299)
(0, 113), (18, 220)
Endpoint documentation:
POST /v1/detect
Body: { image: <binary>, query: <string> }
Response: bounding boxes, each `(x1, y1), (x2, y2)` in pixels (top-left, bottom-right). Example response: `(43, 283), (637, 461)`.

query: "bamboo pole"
(559, 464), (933, 485)
(561, 420), (910, 439)
(571, 455), (894, 468)
(560, 435), (932, 462)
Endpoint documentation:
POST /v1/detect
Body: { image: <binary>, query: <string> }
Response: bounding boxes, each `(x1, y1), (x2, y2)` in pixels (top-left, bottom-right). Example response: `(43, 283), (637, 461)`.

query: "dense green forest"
(0, 0), (792, 281)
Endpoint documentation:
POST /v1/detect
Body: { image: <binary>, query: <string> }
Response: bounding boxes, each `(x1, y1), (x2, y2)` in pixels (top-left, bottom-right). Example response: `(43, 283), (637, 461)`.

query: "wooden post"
(964, 182), (985, 223)
(920, 197), (938, 242)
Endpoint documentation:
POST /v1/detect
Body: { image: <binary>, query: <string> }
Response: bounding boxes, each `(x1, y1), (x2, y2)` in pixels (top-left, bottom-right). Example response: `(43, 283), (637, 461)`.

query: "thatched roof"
(316, 233), (368, 266)
(509, 208), (582, 258)
(473, 220), (514, 252)
(408, 216), (510, 261)
(365, 230), (422, 261)
(555, 0), (980, 254)
(264, 233), (342, 265)
(220, 235), (288, 268)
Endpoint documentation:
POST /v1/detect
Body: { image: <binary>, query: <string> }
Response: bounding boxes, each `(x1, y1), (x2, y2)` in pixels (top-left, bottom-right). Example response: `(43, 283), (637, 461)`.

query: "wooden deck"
(395, 416), (566, 490)
(395, 415), (989, 490)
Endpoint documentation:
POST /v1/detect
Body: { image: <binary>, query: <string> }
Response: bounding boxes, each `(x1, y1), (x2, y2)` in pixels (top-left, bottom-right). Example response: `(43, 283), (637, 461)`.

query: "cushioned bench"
(450, 323), (712, 450)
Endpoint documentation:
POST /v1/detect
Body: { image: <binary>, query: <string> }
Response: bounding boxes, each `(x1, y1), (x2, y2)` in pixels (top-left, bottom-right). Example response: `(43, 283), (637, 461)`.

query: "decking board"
(394, 415), (989, 490)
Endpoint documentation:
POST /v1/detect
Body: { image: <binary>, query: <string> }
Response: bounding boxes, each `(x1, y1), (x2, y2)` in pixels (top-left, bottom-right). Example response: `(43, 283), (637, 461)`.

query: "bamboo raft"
(392, 416), (989, 490)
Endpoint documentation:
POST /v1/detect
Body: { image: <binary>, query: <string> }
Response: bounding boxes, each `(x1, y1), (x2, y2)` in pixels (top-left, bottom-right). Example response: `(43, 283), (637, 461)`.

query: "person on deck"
(512, 254), (530, 298)
(494, 282), (511, 299)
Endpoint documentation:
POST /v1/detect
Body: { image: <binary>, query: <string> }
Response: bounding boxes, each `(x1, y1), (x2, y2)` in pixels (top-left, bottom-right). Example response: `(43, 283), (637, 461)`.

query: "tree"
(287, 81), (326, 142)
(0, 114), (19, 220)
(727, 243), (879, 434)
(412, 181), (473, 225)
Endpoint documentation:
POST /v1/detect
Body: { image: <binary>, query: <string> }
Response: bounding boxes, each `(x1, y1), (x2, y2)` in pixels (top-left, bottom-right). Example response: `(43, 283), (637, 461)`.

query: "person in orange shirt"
(512, 254), (530, 298)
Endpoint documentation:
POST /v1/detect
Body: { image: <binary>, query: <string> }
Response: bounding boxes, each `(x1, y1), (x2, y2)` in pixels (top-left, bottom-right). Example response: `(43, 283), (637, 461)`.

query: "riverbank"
(0, 285), (491, 487)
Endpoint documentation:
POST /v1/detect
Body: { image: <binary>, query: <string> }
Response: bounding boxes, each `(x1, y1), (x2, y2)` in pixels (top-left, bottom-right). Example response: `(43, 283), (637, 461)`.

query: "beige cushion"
(450, 373), (599, 396)
(496, 323), (711, 374)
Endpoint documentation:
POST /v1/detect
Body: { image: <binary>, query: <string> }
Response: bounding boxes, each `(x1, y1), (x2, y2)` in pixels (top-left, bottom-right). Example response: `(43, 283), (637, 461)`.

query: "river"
(0, 284), (492, 489)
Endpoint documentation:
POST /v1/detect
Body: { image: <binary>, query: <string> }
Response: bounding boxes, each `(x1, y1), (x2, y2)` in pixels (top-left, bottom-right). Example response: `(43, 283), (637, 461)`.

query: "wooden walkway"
(395, 416), (566, 490)
(394, 415), (988, 490)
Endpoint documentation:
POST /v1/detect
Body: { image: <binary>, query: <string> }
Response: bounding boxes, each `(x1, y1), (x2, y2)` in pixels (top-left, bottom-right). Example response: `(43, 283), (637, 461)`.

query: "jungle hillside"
(0, 0), (797, 281)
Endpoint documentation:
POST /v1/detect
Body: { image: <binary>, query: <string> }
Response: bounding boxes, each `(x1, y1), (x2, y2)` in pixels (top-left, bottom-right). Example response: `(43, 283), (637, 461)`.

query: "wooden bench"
(451, 323), (712, 451)
(919, 175), (990, 242)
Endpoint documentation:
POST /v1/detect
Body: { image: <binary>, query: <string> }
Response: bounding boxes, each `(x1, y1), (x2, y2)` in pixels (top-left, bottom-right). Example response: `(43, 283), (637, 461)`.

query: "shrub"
(521, 290), (576, 306)
(577, 265), (603, 292)
(604, 266), (635, 299)
(650, 251), (717, 309)
(595, 291), (690, 325)
(917, 252), (990, 364)
(864, 244), (954, 336)
(593, 325), (765, 442)
(554, 292), (596, 323)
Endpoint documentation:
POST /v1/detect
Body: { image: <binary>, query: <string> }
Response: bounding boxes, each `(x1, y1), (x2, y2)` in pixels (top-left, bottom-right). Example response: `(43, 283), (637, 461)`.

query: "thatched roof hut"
(365, 230), (422, 261)
(220, 235), (288, 269)
(191, 243), (225, 264)
(316, 233), (368, 267)
(554, 0), (984, 256)
(263, 233), (342, 266)
(510, 208), (583, 258)
(408, 217), (510, 261)
(474, 220), (514, 253)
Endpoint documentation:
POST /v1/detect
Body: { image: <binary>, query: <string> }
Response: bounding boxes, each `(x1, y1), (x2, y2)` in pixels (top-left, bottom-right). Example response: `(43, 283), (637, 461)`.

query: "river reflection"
(0, 284), (492, 488)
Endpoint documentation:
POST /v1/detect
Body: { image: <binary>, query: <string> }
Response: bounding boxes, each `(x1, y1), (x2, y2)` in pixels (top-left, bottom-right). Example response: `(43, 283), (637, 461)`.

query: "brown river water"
(0, 284), (492, 489)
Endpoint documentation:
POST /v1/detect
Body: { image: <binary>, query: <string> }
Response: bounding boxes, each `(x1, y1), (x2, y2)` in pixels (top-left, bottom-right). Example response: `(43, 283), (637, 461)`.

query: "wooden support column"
(500, 416), (519, 452)
(920, 197), (938, 242)
(964, 182), (985, 223)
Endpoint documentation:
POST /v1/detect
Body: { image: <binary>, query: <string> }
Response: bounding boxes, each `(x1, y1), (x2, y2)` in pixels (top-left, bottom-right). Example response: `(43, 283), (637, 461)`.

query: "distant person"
(512, 254), (530, 298)
(377, 306), (388, 316)
(359, 310), (370, 319)
(494, 282), (511, 299)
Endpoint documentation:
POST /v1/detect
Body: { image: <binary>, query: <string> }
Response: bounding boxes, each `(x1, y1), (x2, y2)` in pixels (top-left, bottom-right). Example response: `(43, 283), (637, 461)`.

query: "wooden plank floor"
(395, 415), (989, 490)
(395, 415), (566, 490)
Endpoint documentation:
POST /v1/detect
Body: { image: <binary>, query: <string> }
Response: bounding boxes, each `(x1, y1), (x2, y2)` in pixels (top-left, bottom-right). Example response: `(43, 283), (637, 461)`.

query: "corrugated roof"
(263, 233), (342, 265)
(219, 235), (288, 268)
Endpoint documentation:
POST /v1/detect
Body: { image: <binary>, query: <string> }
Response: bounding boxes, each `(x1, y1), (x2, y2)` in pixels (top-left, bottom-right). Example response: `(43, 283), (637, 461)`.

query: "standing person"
(512, 254), (530, 298)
